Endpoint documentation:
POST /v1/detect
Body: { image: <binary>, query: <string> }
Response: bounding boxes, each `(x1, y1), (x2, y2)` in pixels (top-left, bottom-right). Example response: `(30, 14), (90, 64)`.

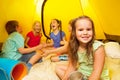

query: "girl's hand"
(37, 44), (43, 50)
(41, 49), (50, 57)
(42, 43), (48, 48)
(60, 40), (66, 46)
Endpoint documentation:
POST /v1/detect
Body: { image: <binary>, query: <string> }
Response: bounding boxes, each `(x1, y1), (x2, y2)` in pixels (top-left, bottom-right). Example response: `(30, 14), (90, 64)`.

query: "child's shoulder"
(94, 40), (103, 44)
(9, 32), (23, 41)
(60, 30), (65, 35)
(27, 31), (33, 35)
(28, 31), (33, 34)
(93, 40), (104, 51)
(11, 32), (21, 37)
(60, 30), (65, 33)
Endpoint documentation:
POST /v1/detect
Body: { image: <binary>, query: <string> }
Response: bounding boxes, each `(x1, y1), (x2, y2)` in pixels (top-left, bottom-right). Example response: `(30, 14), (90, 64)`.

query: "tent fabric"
(0, 58), (28, 80)
(106, 56), (120, 80)
(105, 42), (120, 80)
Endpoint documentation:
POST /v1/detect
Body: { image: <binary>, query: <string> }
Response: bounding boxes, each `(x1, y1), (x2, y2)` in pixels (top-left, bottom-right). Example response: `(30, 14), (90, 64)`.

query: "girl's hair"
(5, 20), (18, 34)
(49, 19), (63, 40)
(32, 21), (41, 29)
(68, 15), (95, 66)
(69, 19), (74, 25)
(68, 19), (75, 32)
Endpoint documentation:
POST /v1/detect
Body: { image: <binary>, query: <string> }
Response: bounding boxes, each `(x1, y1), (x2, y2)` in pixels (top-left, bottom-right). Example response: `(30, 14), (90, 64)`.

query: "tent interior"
(0, 0), (120, 41)
(0, 0), (120, 80)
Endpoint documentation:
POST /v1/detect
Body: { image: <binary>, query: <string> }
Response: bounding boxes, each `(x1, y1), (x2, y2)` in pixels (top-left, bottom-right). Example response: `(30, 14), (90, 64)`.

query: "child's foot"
(59, 55), (68, 61)
(26, 63), (32, 71)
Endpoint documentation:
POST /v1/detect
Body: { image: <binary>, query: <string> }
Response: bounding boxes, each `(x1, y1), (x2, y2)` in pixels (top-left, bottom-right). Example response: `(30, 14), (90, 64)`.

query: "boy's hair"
(5, 20), (18, 34)
(69, 71), (83, 80)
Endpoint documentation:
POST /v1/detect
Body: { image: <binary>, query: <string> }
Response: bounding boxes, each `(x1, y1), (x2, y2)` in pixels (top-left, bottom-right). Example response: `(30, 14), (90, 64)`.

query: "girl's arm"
(62, 36), (67, 41)
(45, 39), (54, 47)
(24, 36), (30, 48)
(62, 61), (76, 80)
(89, 46), (105, 80)
(42, 41), (68, 57)
(60, 35), (67, 46)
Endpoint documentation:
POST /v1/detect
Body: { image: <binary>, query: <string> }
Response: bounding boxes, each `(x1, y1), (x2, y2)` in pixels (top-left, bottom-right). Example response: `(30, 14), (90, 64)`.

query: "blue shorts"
(18, 51), (35, 63)
(59, 55), (68, 61)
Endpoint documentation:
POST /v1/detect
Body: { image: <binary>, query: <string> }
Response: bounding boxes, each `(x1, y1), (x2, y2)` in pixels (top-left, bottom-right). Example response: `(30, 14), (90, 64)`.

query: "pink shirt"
(26, 31), (42, 47)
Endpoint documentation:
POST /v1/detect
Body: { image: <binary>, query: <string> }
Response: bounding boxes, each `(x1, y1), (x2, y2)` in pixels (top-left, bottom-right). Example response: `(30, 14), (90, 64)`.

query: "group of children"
(26, 19), (68, 69)
(0, 18), (68, 67)
(0, 15), (110, 80)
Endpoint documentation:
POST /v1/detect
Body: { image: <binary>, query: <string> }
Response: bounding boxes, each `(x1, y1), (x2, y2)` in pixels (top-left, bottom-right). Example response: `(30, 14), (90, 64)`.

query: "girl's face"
(51, 19), (59, 30)
(75, 18), (93, 45)
(34, 22), (41, 33)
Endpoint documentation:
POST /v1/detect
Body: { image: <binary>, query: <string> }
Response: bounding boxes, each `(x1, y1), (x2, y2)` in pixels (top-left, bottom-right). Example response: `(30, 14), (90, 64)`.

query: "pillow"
(23, 59), (60, 80)
(104, 42), (120, 58)
(105, 57), (120, 80)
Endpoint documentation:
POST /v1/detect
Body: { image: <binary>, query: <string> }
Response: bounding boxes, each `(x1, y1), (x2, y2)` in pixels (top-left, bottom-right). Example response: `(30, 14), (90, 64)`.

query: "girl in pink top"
(25, 21), (43, 70)
(25, 21), (42, 48)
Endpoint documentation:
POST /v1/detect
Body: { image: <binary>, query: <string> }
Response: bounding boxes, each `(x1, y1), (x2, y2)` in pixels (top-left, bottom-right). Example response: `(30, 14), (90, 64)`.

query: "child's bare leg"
(28, 50), (43, 65)
(55, 63), (68, 79)
(51, 56), (60, 62)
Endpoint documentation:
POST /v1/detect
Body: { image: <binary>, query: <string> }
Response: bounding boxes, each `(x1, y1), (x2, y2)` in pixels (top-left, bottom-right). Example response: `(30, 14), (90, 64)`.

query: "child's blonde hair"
(32, 21), (41, 29)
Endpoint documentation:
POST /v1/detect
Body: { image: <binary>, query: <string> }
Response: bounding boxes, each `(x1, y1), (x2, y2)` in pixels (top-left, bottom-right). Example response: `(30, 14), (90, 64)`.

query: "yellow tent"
(0, 0), (120, 80)
(0, 0), (120, 42)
